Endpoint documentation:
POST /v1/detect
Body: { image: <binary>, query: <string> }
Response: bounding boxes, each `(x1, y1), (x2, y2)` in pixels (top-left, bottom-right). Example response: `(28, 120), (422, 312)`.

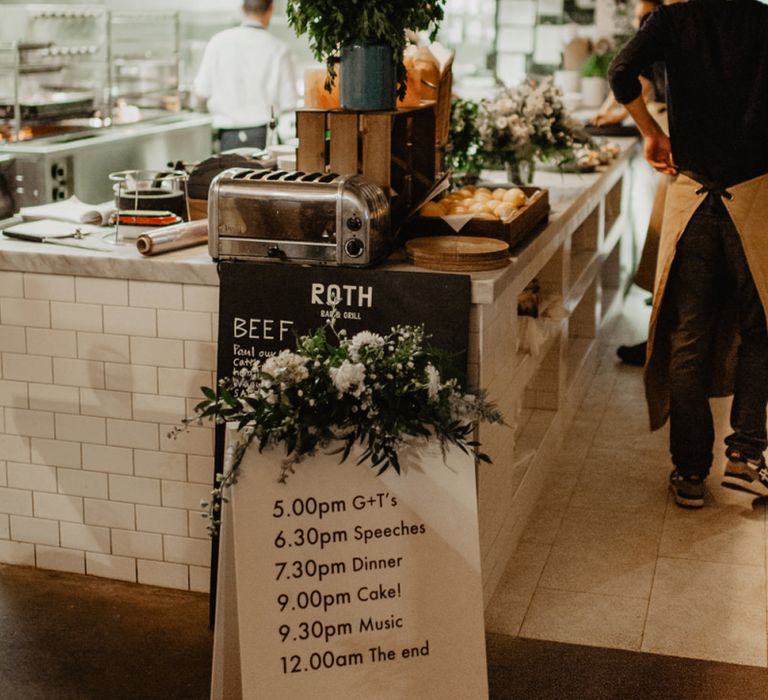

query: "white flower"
(262, 350), (309, 384)
(425, 363), (441, 400)
(348, 331), (385, 361)
(495, 116), (508, 130)
(329, 360), (366, 398)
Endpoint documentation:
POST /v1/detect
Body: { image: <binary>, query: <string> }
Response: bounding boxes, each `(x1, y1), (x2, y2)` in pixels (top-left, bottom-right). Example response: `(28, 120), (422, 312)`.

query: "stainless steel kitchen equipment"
(109, 168), (188, 220)
(0, 6), (108, 143)
(208, 168), (392, 267)
(1, 112), (212, 207)
(0, 154), (15, 219)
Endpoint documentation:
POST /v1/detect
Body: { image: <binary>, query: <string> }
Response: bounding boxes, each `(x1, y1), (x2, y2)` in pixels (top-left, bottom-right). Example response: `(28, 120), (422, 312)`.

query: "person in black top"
(602, 0), (668, 367)
(608, 0), (768, 507)
(592, 0), (665, 128)
(610, 0), (768, 186)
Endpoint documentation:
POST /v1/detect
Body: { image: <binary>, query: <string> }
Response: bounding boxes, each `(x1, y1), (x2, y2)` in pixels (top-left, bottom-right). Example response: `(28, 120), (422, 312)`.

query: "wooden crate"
(295, 103), (439, 227)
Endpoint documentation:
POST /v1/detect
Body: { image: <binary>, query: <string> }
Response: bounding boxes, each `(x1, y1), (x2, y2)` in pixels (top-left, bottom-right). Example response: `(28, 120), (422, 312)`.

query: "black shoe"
(669, 470), (705, 508)
(617, 341), (647, 366)
(721, 452), (768, 498)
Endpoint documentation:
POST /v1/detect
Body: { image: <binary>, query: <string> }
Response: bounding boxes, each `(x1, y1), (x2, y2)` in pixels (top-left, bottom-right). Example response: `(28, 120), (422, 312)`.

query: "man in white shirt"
(194, 0), (298, 151)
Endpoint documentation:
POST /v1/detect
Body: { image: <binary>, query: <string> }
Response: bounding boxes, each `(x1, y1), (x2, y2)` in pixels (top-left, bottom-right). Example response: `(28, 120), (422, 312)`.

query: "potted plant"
(580, 39), (614, 108)
(286, 0), (446, 111)
(476, 78), (584, 183)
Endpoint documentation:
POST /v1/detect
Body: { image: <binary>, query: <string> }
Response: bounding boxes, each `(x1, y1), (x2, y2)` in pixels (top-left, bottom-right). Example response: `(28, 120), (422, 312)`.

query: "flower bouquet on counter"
(476, 77), (589, 182)
(175, 310), (504, 534)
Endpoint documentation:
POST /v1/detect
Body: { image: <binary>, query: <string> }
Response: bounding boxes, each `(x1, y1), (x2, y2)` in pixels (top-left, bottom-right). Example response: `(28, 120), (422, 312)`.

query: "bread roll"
(420, 201), (445, 217)
(503, 188), (527, 208)
(492, 188), (507, 201)
(496, 203), (516, 221)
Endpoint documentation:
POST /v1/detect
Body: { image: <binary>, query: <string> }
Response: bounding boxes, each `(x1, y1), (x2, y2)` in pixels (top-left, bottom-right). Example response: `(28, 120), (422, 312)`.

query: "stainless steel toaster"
(208, 168), (391, 266)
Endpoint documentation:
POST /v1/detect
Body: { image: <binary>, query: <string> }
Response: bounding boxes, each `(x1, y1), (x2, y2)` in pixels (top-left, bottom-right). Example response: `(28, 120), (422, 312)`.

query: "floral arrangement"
(180, 313), (504, 534)
(476, 78), (587, 180)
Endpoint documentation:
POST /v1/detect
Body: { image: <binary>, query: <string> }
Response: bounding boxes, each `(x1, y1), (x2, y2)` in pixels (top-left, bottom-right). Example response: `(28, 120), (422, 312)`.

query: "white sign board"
(211, 437), (488, 699)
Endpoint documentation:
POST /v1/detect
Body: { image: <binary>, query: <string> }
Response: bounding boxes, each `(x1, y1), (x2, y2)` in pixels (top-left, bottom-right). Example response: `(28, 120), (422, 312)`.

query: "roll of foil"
(136, 219), (208, 256)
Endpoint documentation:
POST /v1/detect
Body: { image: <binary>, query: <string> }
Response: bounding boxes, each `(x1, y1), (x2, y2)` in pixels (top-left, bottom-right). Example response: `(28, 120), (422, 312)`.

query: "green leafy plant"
(447, 97), (486, 177)
(580, 39), (615, 78)
(286, 0), (446, 99)
(176, 312), (503, 534)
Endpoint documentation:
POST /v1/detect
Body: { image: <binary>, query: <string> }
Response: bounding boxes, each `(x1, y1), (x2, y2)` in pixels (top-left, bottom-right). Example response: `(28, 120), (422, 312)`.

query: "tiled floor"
(486, 289), (768, 668)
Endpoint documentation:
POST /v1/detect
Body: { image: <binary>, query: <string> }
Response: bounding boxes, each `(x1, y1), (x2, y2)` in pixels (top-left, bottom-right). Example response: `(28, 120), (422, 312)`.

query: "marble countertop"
(0, 229), (218, 285)
(0, 137), (639, 298)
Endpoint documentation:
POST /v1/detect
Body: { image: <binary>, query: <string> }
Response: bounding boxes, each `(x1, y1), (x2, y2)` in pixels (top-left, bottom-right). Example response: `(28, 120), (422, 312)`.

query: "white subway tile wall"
(0, 273), (217, 590)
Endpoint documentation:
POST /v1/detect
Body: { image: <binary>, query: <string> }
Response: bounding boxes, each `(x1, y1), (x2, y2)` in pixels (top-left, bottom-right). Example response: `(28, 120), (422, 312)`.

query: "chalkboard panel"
(215, 261), (471, 385)
(209, 261), (472, 619)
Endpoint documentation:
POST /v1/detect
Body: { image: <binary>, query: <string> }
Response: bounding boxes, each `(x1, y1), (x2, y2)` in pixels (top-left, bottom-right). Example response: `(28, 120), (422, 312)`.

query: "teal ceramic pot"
(339, 44), (396, 111)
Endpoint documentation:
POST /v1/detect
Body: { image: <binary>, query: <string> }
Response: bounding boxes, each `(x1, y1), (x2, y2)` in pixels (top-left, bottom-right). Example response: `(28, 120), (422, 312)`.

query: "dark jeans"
(666, 193), (768, 478)
(218, 125), (267, 151)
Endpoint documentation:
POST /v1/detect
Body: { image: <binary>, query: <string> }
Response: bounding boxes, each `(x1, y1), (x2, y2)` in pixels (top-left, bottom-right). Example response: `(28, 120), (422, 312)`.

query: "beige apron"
(645, 170), (768, 431)
(634, 174), (668, 293)
(634, 104), (670, 294)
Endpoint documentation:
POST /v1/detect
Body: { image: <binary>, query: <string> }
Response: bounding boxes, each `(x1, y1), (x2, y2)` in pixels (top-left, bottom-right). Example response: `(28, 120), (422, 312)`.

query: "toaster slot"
(281, 171), (305, 181)
(229, 169), (271, 180)
(265, 170), (290, 180)
(299, 172), (324, 182)
(318, 173), (340, 183)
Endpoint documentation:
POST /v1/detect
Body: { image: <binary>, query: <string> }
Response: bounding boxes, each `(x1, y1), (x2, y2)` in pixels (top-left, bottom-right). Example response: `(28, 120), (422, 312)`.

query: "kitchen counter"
(0, 136), (638, 296)
(0, 137), (645, 601)
(0, 230), (217, 286)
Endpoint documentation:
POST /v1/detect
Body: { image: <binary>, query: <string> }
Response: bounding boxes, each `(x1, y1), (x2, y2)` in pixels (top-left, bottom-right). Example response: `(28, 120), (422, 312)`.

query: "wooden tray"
(406, 236), (510, 271)
(407, 185), (549, 250)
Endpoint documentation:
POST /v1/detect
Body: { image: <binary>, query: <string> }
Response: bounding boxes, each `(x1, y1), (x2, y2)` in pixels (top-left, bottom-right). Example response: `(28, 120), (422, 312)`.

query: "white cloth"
(194, 22), (298, 130)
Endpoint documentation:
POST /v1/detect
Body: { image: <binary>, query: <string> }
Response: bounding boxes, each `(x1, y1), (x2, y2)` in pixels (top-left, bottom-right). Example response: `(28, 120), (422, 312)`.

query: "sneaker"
(617, 341), (647, 367)
(669, 470), (705, 508)
(721, 452), (768, 498)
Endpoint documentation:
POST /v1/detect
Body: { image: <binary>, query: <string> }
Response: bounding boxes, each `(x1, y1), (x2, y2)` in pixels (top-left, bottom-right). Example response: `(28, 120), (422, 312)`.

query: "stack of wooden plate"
(405, 235), (510, 271)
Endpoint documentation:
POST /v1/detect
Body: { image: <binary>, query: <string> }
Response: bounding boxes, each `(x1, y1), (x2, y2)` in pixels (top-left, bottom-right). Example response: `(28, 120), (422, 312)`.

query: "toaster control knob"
(344, 238), (365, 258)
(267, 245), (285, 259)
(346, 215), (362, 232)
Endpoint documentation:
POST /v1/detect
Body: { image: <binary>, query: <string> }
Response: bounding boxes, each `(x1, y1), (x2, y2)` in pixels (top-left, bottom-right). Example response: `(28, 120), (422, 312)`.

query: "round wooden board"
(406, 236), (510, 271)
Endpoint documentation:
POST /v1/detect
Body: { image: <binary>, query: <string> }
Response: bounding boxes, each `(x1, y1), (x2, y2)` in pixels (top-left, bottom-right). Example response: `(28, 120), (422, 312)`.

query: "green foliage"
(580, 52), (613, 79)
(286, 0), (446, 99)
(447, 97), (486, 176)
(175, 311), (504, 535)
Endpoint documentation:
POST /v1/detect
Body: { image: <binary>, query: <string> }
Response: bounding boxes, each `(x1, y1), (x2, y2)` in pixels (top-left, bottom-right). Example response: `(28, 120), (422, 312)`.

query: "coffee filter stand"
(106, 169), (188, 245)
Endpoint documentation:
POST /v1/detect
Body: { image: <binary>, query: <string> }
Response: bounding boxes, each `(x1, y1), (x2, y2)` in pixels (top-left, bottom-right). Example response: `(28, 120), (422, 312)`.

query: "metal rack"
(0, 4), (108, 143)
(0, 5), (182, 143)
(107, 11), (182, 115)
